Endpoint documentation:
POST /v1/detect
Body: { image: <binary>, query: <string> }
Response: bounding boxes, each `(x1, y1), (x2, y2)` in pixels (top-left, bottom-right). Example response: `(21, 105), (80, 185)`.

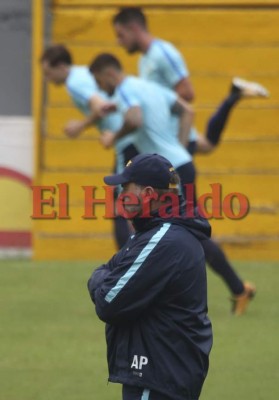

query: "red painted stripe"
(0, 167), (32, 186)
(0, 231), (31, 248)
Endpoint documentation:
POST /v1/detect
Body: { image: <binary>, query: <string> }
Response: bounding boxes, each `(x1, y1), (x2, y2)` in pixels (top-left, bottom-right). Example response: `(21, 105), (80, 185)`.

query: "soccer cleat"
(231, 282), (256, 316)
(232, 77), (269, 98)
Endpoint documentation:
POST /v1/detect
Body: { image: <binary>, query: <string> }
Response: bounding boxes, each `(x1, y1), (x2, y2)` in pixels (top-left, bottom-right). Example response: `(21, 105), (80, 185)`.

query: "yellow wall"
(0, 179), (31, 230)
(33, 1), (279, 260)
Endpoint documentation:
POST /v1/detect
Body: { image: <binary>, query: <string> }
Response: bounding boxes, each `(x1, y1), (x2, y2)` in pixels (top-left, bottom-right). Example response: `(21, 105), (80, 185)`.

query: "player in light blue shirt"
(41, 45), (139, 248)
(113, 7), (268, 156)
(112, 8), (265, 312)
(89, 54), (196, 192)
(65, 65), (98, 115)
(41, 45), (136, 160)
(112, 76), (192, 170)
(139, 38), (189, 91)
(139, 38), (198, 145)
(65, 64), (136, 170)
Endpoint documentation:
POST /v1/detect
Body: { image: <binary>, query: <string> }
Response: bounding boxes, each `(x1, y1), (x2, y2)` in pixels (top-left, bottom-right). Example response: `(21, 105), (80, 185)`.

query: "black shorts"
(122, 385), (174, 400)
(114, 143), (139, 198)
(186, 140), (197, 156)
(114, 143), (139, 174)
(176, 161), (197, 206)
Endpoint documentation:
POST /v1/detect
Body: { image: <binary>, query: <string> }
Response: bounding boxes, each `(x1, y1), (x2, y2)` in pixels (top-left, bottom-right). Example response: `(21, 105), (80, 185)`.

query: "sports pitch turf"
(0, 259), (278, 400)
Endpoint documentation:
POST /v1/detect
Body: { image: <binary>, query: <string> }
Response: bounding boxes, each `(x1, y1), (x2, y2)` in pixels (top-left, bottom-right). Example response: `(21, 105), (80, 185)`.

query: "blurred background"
(0, 0), (32, 258)
(0, 2), (279, 399)
(1, 0), (278, 261)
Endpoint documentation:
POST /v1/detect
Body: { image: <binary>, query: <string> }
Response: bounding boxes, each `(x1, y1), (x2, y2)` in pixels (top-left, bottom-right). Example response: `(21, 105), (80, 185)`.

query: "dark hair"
(139, 171), (181, 196)
(40, 45), (72, 67)
(156, 171), (180, 196)
(89, 53), (122, 74)
(113, 7), (147, 28)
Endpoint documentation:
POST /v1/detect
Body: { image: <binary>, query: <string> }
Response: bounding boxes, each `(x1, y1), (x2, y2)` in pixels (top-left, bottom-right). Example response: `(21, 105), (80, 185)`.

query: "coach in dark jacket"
(88, 154), (213, 400)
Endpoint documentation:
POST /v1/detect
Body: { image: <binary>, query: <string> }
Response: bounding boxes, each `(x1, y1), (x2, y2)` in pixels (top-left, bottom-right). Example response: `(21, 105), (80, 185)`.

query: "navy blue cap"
(104, 154), (178, 189)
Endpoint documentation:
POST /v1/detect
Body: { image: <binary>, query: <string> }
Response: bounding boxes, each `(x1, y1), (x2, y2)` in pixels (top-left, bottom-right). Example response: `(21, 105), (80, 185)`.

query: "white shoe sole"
(232, 77), (269, 98)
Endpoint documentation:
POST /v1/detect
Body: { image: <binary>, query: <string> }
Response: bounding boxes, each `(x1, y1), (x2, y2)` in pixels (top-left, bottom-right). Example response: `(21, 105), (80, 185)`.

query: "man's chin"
(127, 47), (140, 54)
(122, 207), (142, 219)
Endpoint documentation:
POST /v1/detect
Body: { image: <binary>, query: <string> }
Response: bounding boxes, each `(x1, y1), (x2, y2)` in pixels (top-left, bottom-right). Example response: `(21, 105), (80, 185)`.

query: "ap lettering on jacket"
(131, 355), (148, 370)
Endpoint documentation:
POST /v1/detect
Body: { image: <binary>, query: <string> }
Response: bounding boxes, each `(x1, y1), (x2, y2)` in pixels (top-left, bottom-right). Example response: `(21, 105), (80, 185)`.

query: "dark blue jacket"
(88, 205), (213, 400)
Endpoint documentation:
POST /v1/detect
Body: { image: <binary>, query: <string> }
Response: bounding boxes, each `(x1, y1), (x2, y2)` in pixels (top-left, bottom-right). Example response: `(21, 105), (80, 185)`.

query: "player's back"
(65, 65), (99, 115)
(66, 66), (135, 157)
(115, 76), (192, 168)
(139, 38), (189, 89)
(139, 40), (197, 143)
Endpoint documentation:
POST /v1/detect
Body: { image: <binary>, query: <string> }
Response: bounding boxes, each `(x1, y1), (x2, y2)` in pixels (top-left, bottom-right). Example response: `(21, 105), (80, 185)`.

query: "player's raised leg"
(193, 77), (269, 154)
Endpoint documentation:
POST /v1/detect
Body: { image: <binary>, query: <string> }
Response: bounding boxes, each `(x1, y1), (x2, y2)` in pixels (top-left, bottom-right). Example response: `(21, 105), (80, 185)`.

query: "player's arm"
(172, 97), (194, 147)
(164, 86), (194, 146)
(115, 106), (142, 139)
(65, 94), (112, 138)
(174, 77), (195, 102)
(87, 256), (116, 305)
(100, 106), (142, 148)
(159, 43), (195, 102)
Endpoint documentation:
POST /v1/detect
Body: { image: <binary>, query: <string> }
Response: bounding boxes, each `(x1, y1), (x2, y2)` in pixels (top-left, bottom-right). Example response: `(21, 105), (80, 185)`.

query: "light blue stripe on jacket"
(105, 223), (171, 303)
(141, 388), (150, 400)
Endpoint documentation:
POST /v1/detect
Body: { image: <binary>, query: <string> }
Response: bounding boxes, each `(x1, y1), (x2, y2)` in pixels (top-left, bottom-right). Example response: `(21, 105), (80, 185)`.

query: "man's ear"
(141, 186), (158, 202)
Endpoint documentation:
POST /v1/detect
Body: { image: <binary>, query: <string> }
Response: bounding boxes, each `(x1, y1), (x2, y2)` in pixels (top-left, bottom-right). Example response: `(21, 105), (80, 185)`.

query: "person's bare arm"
(174, 77), (195, 102)
(100, 106), (142, 148)
(65, 95), (114, 138)
(171, 98), (194, 147)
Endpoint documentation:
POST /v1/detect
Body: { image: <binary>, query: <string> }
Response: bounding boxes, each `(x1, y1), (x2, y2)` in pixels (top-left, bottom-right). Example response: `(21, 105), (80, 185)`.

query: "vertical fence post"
(32, 0), (44, 184)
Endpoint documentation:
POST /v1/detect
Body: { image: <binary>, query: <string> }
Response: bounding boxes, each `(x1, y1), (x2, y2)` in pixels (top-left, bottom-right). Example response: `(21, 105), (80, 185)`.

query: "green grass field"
(0, 259), (278, 400)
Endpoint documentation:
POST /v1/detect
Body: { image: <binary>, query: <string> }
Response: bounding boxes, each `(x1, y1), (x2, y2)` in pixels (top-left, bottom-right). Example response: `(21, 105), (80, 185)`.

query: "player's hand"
(64, 120), (84, 138)
(100, 130), (115, 149)
(100, 102), (117, 116)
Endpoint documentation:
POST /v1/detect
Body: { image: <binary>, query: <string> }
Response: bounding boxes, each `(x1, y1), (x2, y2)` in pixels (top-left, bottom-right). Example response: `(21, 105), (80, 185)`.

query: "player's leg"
(176, 160), (197, 205)
(202, 239), (256, 315)
(113, 144), (139, 249)
(193, 77), (269, 154)
(176, 161), (256, 314)
(113, 215), (131, 249)
(176, 162), (245, 294)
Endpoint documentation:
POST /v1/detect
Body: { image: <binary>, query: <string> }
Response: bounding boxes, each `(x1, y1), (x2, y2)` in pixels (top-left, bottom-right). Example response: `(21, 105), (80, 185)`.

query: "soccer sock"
(201, 239), (245, 295)
(206, 91), (241, 146)
(113, 216), (131, 249)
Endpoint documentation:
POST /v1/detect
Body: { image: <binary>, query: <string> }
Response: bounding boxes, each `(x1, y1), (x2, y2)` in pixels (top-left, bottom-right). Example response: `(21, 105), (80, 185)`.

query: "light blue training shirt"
(113, 76), (192, 169)
(139, 38), (189, 88)
(65, 65), (135, 158)
(139, 39), (197, 142)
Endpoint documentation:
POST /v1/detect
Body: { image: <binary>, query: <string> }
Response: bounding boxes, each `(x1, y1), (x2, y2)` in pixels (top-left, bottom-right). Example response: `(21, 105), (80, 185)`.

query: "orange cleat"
(231, 282), (256, 316)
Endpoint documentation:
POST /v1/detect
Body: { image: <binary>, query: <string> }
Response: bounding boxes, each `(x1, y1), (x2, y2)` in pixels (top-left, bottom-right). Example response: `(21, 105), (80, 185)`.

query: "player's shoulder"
(152, 38), (182, 59)
(67, 65), (90, 81)
(66, 65), (96, 90)
(120, 75), (142, 92)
